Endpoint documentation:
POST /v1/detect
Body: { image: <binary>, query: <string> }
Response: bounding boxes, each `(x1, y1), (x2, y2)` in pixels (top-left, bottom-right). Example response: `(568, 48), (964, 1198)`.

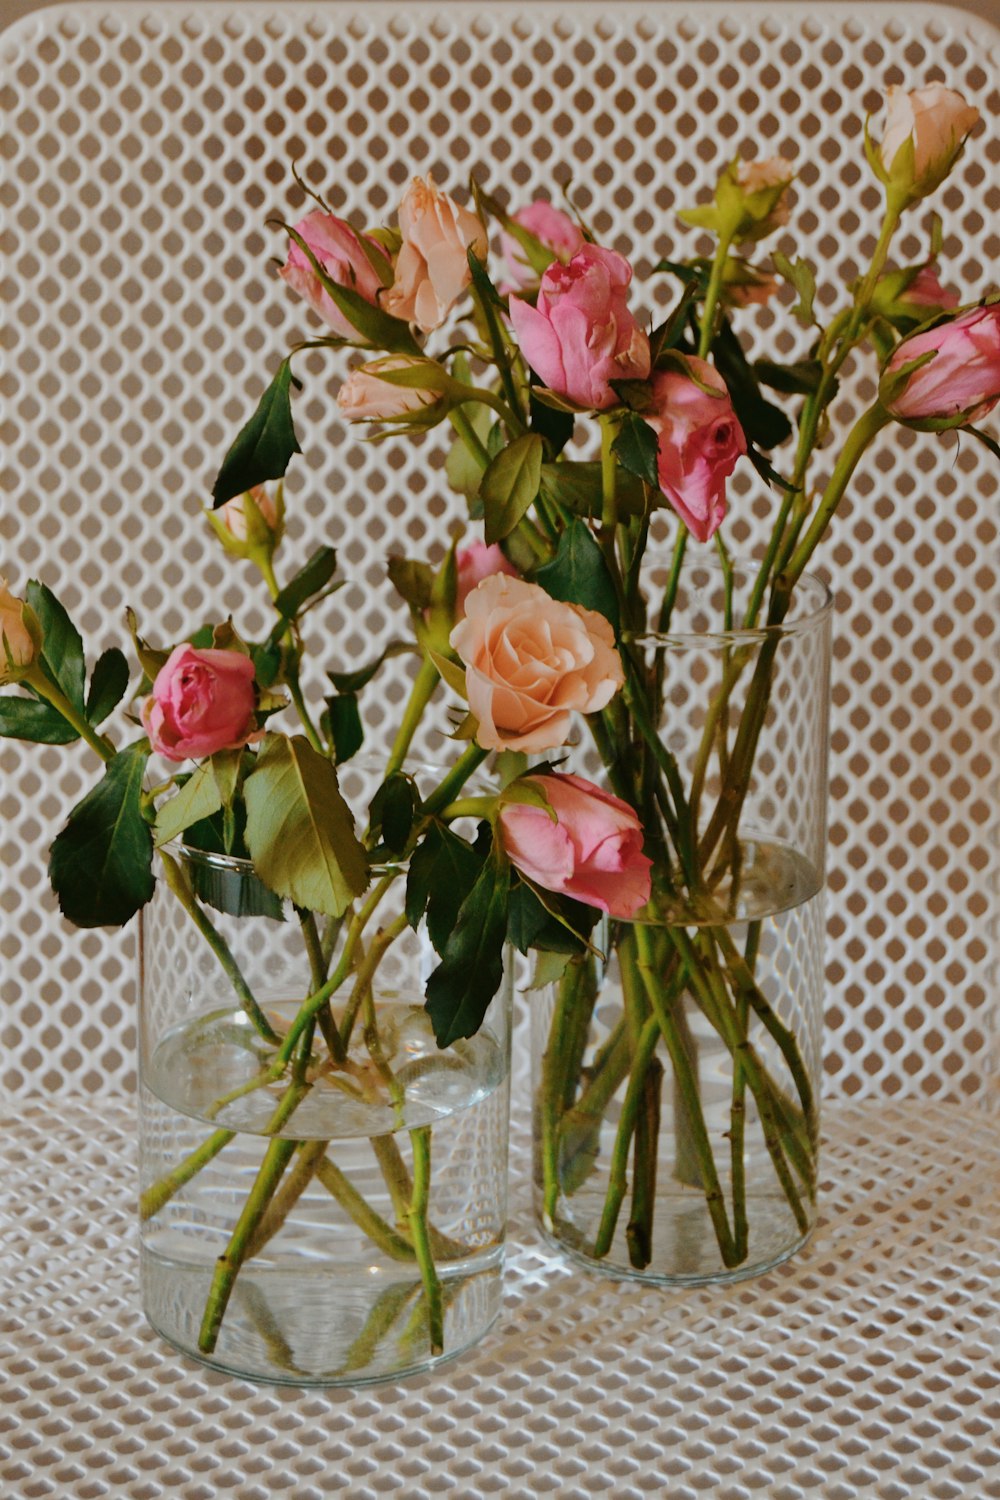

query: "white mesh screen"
(1, 1), (998, 1105)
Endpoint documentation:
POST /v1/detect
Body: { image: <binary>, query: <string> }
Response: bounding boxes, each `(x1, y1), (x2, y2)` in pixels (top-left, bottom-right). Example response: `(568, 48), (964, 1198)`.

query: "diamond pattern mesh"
(1, 2), (997, 1112)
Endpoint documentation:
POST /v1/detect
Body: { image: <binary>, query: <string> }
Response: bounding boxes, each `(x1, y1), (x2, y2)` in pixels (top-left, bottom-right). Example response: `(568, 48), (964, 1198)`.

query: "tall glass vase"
(531, 565), (832, 1282)
(139, 846), (511, 1385)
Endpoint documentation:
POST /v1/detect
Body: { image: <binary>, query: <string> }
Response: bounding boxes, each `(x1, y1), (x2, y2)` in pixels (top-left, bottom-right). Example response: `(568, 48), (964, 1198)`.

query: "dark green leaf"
(967, 425), (1000, 463)
(529, 386), (575, 457)
(48, 743), (154, 928)
(467, 250), (523, 421)
(612, 411), (660, 487)
(754, 358), (824, 397)
(250, 639), (283, 690)
(387, 556), (434, 612)
(746, 445), (796, 493)
(507, 881), (582, 954)
(25, 581), (85, 712)
(369, 772), (418, 855)
(272, 545), (338, 622)
(424, 842), (510, 1045)
(328, 639), (417, 694)
(324, 694), (363, 764)
(712, 320), (792, 451)
(651, 258), (703, 284)
(0, 696), (79, 744)
(480, 432), (544, 545)
(534, 518), (620, 634)
(86, 648), (129, 725)
(212, 358), (302, 508)
(406, 822), (485, 955)
(539, 461), (647, 520)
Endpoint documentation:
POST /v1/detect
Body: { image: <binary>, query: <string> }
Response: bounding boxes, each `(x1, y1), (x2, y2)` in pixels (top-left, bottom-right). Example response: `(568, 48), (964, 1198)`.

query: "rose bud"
(509, 244), (651, 410)
(382, 177), (488, 334)
(455, 542), (517, 617)
(280, 210), (388, 340)
(872, 263), (960, 329)
(880, 305), (1000, 428)
(0, 576), (37, 684)
(499, 200), (585, 291)
(875, 86), (980, 204)
(680, 156), (794, 244)
(449, 574), (623, 753)
(644, 357), (747, 543)
(142, 644), (259, 763)
(336, 355), (442, 422)
(208, 484), (284, 561)
(498, 773), (652, 921)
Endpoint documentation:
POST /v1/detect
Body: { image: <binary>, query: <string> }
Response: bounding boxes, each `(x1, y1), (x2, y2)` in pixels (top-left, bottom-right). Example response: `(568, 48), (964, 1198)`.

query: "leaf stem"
(25, 667), (115, 762)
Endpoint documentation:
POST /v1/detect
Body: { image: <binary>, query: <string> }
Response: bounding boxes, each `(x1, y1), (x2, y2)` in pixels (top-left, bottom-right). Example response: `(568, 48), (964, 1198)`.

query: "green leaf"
(534, 517), (620, 634)
(480, 432), (544, 545)
(243, 733), (368, 917)
(424, 841), (510, 1045)
(25, 581), (85, 712)
(529, 386), (575, 457)
(250, 639), (283, 690)
(328, 640), (417, 694)
(125, 608), (169, 685)
(612, 411), (660, 487)
(429, 649), (468, 698)
(539, 461), (647, 520)
(712, 320), (792, 451)
(506, 880), (595, 955)
(387, 556), (434, 612)
(212, 358), (302, 508)
(48, 743), (154, 928)
(406, 822), (486, 955)
(154, 762), (224, 849)
(445, 402), (492, 498)
(528, 948), (573, 989)
(772, 252), (817, 327)
(323, 694), (364, 763)
(86, 648), (129, 726)
(0, 696), (79, 744)
(754, 358), (824, 397)
(212, 748), (243, 807)
(369, 772), (419, 855)
(272, 545), (338, 622)
(967, 425), (1000, 463)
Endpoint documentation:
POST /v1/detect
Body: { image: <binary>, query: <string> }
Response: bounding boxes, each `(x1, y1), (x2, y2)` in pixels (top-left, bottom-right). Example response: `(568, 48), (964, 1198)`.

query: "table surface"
(2, 1092), (997, 1500)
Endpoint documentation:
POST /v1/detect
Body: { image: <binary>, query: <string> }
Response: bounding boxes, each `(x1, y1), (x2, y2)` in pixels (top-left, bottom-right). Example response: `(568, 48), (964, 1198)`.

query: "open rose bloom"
(645, 359), (747, 542)
(142, 644), (259, 762)
(383, 177), (487, 334)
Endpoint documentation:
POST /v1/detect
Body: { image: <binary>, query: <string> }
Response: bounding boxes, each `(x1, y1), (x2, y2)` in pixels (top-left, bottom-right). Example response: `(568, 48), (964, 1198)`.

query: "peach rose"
(0, 576), (35, 683)
(337, 356), (440, 421)
(733, 156), (794, 237)
(221, 485), (279, 542)
(878, 86), (980, 200)
(449, 574), (623, 753)
(383, 178), (488, 334)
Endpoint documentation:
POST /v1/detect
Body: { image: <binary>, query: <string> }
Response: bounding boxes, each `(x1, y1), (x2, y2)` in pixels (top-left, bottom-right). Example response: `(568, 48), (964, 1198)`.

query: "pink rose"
(509, 244), (651, 410)
(500, 201), (585, 290)
(449, 574), (623, 753)
(499, 773), (652, 920)
(142, 644), (258, 763)
(882, 305), (1000, 426)
(645, 358), (747, 543)
(878, 86), (980, 199)
(903, 264), (959, 311)
(279, 210), (387, 340)
(337, 356), (440, 421)
(455, 542), (517, 616)
(0, 576), (35, 683)
(382, 177), (488, 334)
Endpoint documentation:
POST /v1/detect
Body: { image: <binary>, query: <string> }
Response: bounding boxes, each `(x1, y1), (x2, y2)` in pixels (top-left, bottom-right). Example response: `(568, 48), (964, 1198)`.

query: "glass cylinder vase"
(139, 845), (511, 1385)
(531, 564), (832, 1283)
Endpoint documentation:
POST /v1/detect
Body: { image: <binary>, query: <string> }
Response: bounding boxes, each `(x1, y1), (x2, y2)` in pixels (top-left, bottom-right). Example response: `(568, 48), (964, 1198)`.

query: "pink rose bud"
(142, 644), (258, 763)
(877, 86), (980, 202)
(450, 574), (623, 753)
(382, 177), (488, 334)
(509, 244), (651, 410)
(645, 358), (747, 543)
(0, 576), (36, 684)
(500, 201), (585, 290)
(336, 356), (441, 422)
(499, 773), (652, 920)
(903, 264), (959, 311)
(280, 210), (388, 340)
(872, 263), (960, 327)
(881, 305), (1000, 427)
(455, 542), (518, 617)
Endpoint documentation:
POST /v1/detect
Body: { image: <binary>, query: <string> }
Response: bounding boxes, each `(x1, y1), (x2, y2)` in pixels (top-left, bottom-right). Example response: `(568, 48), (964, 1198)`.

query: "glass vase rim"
(625, 563), (833, 649)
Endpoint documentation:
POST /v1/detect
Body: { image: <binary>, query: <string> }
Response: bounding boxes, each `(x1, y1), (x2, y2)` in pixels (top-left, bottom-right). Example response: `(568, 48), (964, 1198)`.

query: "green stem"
(599, 413), (619, 532)
(656, 527), (688, 634)
(697, 231), (735, 360)
(407, 1126), (444, 1354)
(140, 1127), (235, 1220)
(244, 1139), (328, 1260)
(260, 556), (325, 754)
(626, 1055), (663, 1270)
(592, 1012), (661, 1257)
(385, 656), (439, 779)
(782, 405), (892, 588)
(448, 406), (490, 468)
(312, 1152), (419, 1262)
(157, 848), (279, 1045)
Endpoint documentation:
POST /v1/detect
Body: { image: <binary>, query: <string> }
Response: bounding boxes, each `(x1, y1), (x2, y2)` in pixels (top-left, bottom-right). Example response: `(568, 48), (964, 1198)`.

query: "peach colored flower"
(337, 356), (439, 421)
(383, 178), (488, 334)
(734, 156), (794, 235)
(879, 86), (980, 199)
(449, 574), (623, 753)
(221, 485), (279, 543)
(0, 576), (34, 683)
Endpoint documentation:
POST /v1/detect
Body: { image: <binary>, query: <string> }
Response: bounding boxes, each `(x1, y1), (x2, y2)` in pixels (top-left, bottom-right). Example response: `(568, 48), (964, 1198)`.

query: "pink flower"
(455, 542), (517, 616)
(142, 644), (258, 763)
(382, 177), (488, 334)
(498, 773), (652, 920)
(508, 244), (651, 410)
(878, 86), (980, 200)
(500, 201), (585, 290)
(279, 210), (387, 340)
(337, 356), (440, 421)
(882, 305), (1000, 426)
(449, 574), (623, 753)
(645, 358), (747, 542)
(904, 264), (959, 310)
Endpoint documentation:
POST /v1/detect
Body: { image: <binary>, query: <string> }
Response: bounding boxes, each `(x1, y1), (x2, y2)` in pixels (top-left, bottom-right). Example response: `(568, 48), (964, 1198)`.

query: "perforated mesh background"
(2, 0), (998, 1111)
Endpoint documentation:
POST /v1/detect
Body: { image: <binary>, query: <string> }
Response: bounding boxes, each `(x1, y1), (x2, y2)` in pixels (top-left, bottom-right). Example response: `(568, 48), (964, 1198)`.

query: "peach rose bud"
(142, 644), (258, 763)
(0, 576), (36, 684)
(382, 178), (488, 334)
(337, 356), (442, 422)
(877, 86), (980, 202)
(449, 574), (623, 753)
(680, 156), (794, 244)
(499, 772), (652, 920)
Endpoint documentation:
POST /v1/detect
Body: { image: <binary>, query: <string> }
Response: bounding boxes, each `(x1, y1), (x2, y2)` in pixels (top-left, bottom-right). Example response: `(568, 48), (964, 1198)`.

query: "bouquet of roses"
(2, 81), (997, 1372)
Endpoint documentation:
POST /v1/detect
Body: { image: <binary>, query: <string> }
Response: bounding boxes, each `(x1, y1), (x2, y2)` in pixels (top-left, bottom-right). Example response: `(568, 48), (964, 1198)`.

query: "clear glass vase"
(531, 564), (832, 1283)
(139, 845), (511, 1385)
